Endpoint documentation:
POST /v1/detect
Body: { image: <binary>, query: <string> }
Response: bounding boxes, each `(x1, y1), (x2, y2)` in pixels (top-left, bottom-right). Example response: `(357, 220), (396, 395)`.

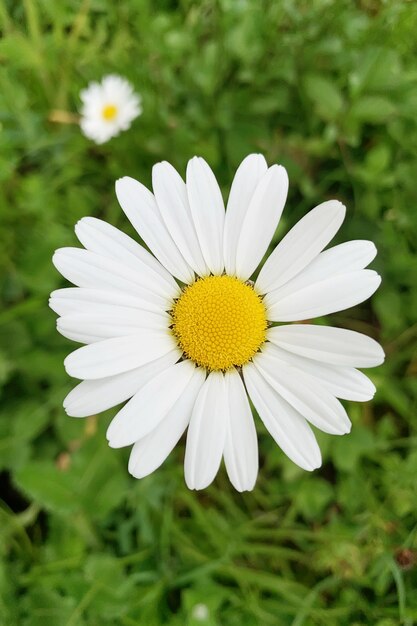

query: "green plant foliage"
(1, 0), (417, 624)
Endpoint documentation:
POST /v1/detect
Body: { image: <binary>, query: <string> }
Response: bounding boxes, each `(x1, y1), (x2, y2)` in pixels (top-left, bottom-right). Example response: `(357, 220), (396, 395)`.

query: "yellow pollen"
(172, 275), (267, 371)
(102, 104), (118, 121)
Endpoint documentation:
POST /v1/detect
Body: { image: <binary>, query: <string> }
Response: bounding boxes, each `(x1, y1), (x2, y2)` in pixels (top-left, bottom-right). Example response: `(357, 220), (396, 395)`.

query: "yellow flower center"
(102, 104), (118, 121)
(172, 275), (267, 371)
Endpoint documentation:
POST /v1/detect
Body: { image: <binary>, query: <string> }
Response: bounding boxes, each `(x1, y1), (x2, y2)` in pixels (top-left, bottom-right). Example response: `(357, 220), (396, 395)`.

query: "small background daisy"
(2, 1), (417, 624)
(79, 74), (142, 144)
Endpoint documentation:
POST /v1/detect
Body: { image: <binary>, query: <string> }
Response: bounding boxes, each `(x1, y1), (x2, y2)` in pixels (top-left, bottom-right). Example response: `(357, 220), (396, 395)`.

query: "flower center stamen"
(102, 104), (118, 121)
(172, 275), (267, 371)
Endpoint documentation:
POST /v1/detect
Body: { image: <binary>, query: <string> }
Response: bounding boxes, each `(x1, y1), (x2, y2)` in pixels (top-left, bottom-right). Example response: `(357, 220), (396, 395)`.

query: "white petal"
(255, 200), (346, 294)
(106, 360), (197, 448)
(57, 308), (169, 343)
(223, 154), (268, 276)
(152, 161), (209, 276)
(49, 288), (162, 317)
(54, 301), (168, 326)
(234, 165), (289, 280)
(265, 240), (377, 301)
(243, 363), (321, 471)
(186, 157), (225, 275)
(128, 367), (206, 478)
(253, 349), (351, 435)
(56, 326), (102, 344)
(184, 371), (227, 490)
(264, 240), (378, 311)
(64, 331), (176, 380)
(267, 324), (385, 368)
(311, 240), (377, 274)
(52, 248), (168, 312)
(64, 349), (181, 417)
(264, 344), (376, 401)
(115, 176), (194, 283)
(265, 270), (381, 321)
(223, 369), (258, 492)
(75, 217), (179, 300)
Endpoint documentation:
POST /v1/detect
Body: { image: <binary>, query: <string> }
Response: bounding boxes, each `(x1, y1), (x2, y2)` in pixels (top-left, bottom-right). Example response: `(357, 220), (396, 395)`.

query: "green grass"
(1, 0), (417, 624)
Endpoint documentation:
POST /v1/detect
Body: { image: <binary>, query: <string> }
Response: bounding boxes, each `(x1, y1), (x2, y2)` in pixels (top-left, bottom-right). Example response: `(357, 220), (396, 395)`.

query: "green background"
(1, 1), (417, 624)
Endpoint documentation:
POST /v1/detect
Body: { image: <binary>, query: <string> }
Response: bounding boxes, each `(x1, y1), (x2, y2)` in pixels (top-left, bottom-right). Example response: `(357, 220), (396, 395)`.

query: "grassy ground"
(1, 1), (417, 624)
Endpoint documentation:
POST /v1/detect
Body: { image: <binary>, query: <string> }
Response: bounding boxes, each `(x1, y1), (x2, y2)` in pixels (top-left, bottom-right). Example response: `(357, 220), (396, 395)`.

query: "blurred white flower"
(191, 603), (210, 621)
(79, 75), (142, 144)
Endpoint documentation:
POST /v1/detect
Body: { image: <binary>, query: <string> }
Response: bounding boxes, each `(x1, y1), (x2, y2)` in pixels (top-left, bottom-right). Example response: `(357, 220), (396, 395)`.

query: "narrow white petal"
(106, 360), (197, 448)
(49, 288), (163, 317)
(186, 157), (225, 275)
(115, 176), (195, 283)
(265, 344), (376, 401)
(223, 369), (258, 492)
(265, 270), (381, 321)
(64, 349), (181, 417)
(52, 248), (168, 312)
(57, 308), (169, 343)
(264, 240), (377, 301)
(235, 165), (289, 280)
(243, 363), (321, 471)
(54, 302), (168, 325)
(267, 324), (385, 368)
(311, 240), (377, 274)
(152, 161), (209, 276)
(75, 217), (179, 300)
(253, 349), (351, 435)
(128, 367), (206, 478)
(184, 371), (227, 490)
(64, 331), (176, 380)
(57, 327), (102, 344)
(255, 200), (346, 294)
(223, 154), (268, 276)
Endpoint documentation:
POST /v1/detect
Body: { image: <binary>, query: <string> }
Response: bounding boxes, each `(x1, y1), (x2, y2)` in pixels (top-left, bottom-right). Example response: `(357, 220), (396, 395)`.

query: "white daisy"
(79, 75), (142, 144)
(50, 154), (385, 491)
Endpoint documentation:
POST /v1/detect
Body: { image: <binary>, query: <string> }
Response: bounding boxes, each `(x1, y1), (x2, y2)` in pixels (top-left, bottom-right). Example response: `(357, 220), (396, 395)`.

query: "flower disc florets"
(172, 275), (267, 371)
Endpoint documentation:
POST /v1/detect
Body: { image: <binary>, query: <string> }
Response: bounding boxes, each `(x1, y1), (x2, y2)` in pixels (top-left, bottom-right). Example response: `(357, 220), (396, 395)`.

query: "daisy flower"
(50, 155), (384, 491)
(79, 75), (142, 144)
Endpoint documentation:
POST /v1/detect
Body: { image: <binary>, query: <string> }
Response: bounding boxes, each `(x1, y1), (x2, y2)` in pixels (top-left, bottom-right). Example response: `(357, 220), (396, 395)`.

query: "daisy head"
(50, 154), (384, 491)
(79, 75), (142, 145)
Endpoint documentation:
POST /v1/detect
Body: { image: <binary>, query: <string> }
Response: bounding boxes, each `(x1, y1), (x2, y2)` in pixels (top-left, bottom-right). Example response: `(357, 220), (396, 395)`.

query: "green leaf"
(303, 74), (344, 120)
(331, 427), (375, 472)
(349, 96), (396, 123)
(294, 478), (334, 519)
(14, 460), (79, 514)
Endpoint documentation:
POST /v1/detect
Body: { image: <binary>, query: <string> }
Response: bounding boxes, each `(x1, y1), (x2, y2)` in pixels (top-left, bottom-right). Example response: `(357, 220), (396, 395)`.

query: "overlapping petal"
(128, 367), (206, 479)
(185, 371), (227, 490)
(57, 307), (170, 343)
(115, 176), (194, 283)
(152, 161), (209, 276)
(255, 200), (346, 294)
(107, 360), (199, 448)
(64, 349), (181, 417)
(49, 287), (163, 317)
(264, 344), (376, 401)
(223, 154), (268, 276)
(267, 324), (384, 368)
(64, 331), (177, 380)
(253, 348), (351, 435)
(223, 368), (258, 492)
(243, 362), (321, 471)
(186, 157), (225, 275)
(75, 217), (179, 300)
(52, 248), (167, 312)
(265, 269), (381, 321)
(234, 164), (289, 280)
